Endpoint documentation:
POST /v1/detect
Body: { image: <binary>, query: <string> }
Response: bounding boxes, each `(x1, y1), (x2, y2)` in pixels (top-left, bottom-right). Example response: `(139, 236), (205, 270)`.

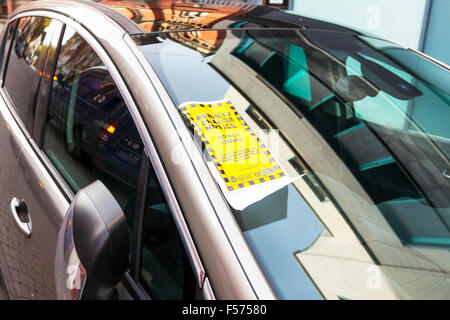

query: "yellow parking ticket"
(180, 100), (285, 191)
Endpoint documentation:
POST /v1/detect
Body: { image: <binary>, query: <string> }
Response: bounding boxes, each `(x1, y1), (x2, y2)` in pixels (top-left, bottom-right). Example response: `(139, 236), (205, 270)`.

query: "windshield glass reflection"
(136, 27), (450, 299)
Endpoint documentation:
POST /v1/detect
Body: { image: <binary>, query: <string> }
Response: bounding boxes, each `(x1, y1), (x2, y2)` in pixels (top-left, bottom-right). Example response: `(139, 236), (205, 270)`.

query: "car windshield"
(136, 28), (450, 299)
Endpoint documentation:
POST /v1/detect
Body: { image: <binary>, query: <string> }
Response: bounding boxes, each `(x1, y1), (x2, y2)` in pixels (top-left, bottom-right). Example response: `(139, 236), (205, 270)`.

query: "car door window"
(42, 24), (197, 300)
(3, 16), (61, 124)
(42, 25), (143, 211)
(124, 165), (197, 300)
(0, 20), (17, 76)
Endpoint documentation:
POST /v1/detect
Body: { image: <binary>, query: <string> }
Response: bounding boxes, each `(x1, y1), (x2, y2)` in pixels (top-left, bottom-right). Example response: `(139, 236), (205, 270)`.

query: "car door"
(0, 16), (65, 299)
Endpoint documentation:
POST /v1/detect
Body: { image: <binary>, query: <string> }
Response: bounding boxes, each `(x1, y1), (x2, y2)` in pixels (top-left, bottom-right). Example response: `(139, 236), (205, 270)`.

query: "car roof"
(15, 0), (360, 36)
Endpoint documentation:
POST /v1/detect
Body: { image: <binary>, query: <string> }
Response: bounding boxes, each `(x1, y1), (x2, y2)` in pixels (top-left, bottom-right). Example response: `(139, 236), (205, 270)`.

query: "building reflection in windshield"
(98, 0), (255, 55)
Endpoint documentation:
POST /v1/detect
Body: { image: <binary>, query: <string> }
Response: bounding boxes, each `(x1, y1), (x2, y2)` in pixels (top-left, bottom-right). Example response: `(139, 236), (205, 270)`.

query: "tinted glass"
(43, 26), (143, 214)
(4, 17), (60, 122)
(0, 21), (16, 76)
(138, 29), (450, 299)
(125, 167), (196, 300)
(44, 26), (196, 299)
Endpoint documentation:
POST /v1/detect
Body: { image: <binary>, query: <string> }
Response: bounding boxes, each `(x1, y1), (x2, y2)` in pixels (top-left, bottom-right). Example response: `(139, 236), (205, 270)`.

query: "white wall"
(290, 0), (429, 50)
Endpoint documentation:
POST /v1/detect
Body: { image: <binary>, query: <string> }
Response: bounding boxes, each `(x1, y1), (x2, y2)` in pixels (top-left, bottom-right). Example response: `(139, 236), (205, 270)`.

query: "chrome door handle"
(10, 197), (32, 238)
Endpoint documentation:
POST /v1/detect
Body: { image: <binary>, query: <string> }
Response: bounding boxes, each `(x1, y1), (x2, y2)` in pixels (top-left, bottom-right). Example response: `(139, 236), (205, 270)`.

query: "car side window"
(42, 25), (143, 214)
(0, 20), (17, 76)
(141, 182), (196, 299)
(3, 16), (61, 124)
(43, 25), (197, 299)
(125, 167), (197, 300)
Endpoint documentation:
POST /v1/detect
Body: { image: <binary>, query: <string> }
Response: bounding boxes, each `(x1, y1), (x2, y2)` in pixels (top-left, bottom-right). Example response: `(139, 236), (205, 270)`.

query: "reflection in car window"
(138, 29), (450, 299)
(43, 25), (143, 215)
(43, 26), (196, 299)
(4, 16), (61, 123)
(0, 21), (17, 76)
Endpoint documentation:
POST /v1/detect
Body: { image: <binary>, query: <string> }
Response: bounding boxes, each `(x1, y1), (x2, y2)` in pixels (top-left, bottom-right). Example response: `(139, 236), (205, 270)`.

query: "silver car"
(0, 0), (449, 300)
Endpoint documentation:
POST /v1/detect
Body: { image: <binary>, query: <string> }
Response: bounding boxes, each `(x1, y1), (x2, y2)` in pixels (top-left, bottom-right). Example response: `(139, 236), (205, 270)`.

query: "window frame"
(32, 23), (66, 147)
(0, 20), (18, 86)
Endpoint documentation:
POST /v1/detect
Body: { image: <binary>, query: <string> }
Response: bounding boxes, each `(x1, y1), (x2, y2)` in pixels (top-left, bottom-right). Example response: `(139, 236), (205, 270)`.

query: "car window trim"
(121, 271), (151, 300)
(0, 22), (9, 82)
(33, 23), (66, 147)
(24, 20), (53, 134)
(34, 19), (66, 142)
(0, 19), (18, 88)
(130, 152), (150, 282)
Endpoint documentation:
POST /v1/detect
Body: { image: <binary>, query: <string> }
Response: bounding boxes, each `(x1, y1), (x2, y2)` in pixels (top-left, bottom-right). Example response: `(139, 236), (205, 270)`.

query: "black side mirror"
(55, 180), (128, 300)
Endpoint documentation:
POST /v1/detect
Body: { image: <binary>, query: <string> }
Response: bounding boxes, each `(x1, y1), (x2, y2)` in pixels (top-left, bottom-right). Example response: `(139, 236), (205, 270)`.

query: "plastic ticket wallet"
(179, 100), (295, 210)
